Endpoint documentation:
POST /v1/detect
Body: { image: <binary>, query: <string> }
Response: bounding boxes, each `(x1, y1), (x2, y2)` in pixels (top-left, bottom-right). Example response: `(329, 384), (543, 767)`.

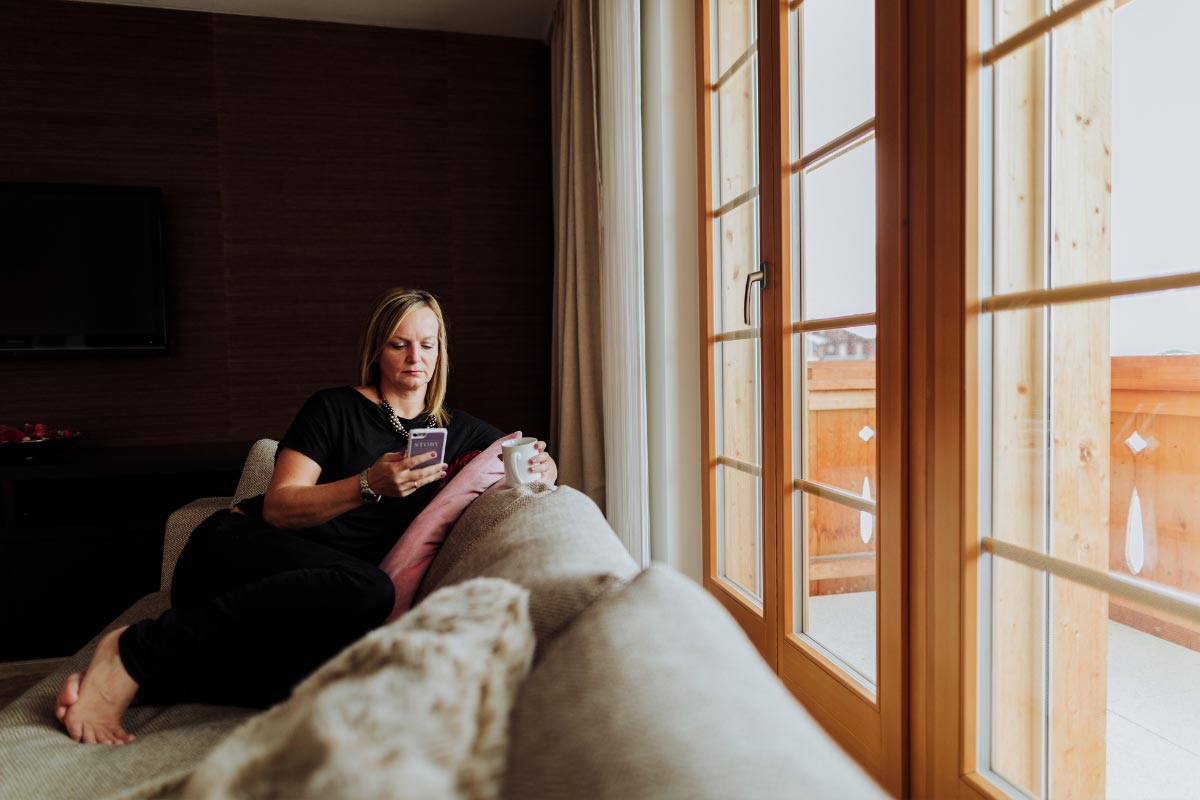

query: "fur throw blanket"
(183, 578), (534, 800)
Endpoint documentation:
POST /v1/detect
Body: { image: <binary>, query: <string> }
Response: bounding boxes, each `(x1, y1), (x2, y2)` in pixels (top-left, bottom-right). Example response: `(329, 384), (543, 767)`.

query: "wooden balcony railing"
(1110, 355), (1200, 651)
(806, 355), (1199, 652)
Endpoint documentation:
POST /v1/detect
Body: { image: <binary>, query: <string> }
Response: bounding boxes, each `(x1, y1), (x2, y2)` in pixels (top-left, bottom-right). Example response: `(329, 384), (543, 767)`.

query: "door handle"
(743, 263), (768, 326)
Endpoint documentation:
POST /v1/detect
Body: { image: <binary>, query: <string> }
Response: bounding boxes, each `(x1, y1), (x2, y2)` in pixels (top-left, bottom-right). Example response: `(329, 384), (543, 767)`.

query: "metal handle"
(743, 263), (768, 326)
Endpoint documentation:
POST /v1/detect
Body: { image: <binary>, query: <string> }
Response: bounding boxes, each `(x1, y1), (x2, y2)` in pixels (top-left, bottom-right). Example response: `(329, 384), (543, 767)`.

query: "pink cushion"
(379, 431), (520, 622)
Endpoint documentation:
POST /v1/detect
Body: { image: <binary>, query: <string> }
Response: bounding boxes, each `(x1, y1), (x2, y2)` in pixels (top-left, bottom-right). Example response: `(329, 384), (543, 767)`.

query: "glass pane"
(988, 290), (1200, 596)
(996, 0), (1047, 44)
(800, 139), (876, 319)
(988, 305), (1048, 552)
(989, 558), (1047, 799)
(715, 197), (758, 333)
(1107, 290), (1200, 600)
(1048, 3), (1111, 292)
(719, 463), (762, 601)
(987, 560), (1200, 799)
(715, 0), (754, 80)
(992, 35), (1047, 295)
(716, 55), (758, 207)
(798, 0), (874, 154)
(1109, 0), (1200, 286)
(1106, 594), (1200, 800)
(717, 338), (761, 465)
(799, 327), (877, 483)
(798, 491), (876, 685)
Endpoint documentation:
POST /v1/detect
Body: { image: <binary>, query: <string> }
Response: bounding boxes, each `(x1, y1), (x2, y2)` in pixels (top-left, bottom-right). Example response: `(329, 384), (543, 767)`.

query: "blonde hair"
(357, 288), (450, 426)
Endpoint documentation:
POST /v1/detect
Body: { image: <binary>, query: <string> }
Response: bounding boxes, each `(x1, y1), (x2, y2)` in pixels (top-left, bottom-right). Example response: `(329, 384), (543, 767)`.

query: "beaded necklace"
(376, 385), (435, 442)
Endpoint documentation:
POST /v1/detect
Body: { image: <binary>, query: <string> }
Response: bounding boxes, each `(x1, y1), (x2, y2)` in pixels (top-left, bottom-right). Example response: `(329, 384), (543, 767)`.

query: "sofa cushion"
(416, 482), (638, 649)
(184, 577), (534, 800)
(161, 498), (234, 594)
(504, 564), (886, 800)
(378, 432), (517, 623)
(0, 592), (253, 800)
(231, 439), (279, 506)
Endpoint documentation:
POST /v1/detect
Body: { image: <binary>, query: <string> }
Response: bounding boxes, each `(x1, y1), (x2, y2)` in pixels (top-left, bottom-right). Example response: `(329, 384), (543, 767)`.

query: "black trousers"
(117, 509), (395, 709)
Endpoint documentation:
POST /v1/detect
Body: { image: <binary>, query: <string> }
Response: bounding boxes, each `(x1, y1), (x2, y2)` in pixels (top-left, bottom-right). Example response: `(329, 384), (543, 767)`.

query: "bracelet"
(359, 468), (381, 504)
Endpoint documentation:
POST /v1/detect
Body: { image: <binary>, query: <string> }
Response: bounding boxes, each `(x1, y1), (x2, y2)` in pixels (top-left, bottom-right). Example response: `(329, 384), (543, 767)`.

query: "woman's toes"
(65, 715), (82, 741)
(55, 673), (82, 712)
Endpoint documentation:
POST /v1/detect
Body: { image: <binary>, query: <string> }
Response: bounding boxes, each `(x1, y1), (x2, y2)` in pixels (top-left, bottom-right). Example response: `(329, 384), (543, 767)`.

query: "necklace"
(377, 385), (435, 441)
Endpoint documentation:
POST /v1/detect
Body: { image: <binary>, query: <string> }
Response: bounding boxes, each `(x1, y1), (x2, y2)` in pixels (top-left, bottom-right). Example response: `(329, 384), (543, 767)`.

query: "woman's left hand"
(531, 441), (558, 485)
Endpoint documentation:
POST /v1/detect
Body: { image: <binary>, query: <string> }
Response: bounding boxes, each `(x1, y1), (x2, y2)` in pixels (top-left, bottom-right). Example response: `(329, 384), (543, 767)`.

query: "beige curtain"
(549, 0), (606, 510)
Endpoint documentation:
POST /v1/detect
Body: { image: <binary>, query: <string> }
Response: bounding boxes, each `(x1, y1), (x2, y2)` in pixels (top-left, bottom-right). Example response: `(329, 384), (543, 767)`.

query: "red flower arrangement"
(0, 423), (82, 444)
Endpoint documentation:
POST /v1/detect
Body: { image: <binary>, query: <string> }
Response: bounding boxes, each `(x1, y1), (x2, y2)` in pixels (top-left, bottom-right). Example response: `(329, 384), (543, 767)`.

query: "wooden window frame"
(699, 0), (1200, 797)
(697, 0), (906, 795)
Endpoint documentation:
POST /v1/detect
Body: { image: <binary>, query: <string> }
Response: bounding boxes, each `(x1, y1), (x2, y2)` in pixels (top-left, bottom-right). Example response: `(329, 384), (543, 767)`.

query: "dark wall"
(0, 0), (553, 446)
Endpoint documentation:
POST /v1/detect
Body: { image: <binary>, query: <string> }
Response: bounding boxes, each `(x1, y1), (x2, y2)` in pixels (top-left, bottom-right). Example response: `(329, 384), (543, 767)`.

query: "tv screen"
(0, 182), (169, 354)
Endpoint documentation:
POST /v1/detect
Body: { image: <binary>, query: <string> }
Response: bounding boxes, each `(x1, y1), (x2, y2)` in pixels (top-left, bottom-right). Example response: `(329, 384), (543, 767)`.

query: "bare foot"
(60, 626), (139, 745)
(54, 672), (81, 722)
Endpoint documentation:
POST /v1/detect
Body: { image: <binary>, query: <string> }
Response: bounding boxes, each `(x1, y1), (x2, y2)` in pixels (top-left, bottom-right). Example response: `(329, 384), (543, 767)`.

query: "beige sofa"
(0, 441), (884, 799)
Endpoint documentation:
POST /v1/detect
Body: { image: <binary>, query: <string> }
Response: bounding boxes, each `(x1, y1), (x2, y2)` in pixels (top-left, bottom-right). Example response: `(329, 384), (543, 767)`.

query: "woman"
(55, 288), (557, 745)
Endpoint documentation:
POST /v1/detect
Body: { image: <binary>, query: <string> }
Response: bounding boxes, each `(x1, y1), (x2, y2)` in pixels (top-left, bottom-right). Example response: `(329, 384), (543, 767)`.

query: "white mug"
(502, 437), (539, 487)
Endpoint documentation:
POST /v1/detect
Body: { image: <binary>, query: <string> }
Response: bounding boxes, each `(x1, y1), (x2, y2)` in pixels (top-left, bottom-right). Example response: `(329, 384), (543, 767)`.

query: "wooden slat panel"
(809, 553), (875, 581)
(806, 405), (877, 596)
(808, 389), (876, 411)
(1112, 390), (1200, 418)
(806, 359), (876, 390)
(1110, 403), (1200, 621)
(1112, 355), (1200, 393)
(1110, 597), (1200, 651)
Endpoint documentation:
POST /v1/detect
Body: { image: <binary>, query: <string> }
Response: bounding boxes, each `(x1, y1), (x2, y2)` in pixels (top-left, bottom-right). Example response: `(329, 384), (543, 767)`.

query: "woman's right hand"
(365, 451), (447, 498)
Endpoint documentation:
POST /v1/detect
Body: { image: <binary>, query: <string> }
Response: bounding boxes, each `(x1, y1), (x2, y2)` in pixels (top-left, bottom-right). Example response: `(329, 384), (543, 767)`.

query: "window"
(697, 1), (1197, 796)
(976, 0), (1200, 796)
(697, 0), (904, 791)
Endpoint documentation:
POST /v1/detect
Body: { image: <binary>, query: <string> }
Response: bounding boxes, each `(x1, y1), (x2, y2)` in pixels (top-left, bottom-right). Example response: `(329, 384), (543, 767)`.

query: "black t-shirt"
(246, 386), (504, 565)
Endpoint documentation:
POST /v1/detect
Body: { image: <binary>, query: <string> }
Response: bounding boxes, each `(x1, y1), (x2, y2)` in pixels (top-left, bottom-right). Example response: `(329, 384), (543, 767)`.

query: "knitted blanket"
(183, 577), (534, 800)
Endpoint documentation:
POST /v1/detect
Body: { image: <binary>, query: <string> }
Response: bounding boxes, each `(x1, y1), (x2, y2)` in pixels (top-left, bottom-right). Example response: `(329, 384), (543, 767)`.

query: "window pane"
(989, 557), (1047, 798)
(719, 463), (762, 601)
(989, 290), (1200, 602)
(992, 35), (1048, 295)
(1109, 0), (1200, 285)
(714, 197), (759, 333)
(717, 338), (761, 465)
(1048, 3), (1110, 291)
(797, 0), (874, 154)
(716, 55), (758, 207)
(988, 306), (1048, 553)
(1108, 290), (1200, 601)
(715, 0), (754, 80)
(797, 491), (876, 685)
(798, 327), (877, 483)
(986, 560), (1200, 799)
(800, 139), (876, 319)
(995, 0), (1047, 45)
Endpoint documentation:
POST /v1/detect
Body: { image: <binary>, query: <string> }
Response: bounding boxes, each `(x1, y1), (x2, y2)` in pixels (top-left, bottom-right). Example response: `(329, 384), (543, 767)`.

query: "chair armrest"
(161, 497), (232, 593)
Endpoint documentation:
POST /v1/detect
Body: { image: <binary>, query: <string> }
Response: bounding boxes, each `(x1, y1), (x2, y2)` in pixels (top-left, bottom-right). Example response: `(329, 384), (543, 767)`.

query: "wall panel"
(0, 0), (552, 448)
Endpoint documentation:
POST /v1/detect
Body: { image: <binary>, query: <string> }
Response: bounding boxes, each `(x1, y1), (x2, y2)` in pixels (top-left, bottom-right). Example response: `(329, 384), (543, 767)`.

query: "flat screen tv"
(0, 182), (169, 354)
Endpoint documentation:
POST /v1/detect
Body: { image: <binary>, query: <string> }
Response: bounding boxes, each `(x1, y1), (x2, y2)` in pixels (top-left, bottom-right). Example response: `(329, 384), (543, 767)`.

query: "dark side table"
(0, 441), (252, 660)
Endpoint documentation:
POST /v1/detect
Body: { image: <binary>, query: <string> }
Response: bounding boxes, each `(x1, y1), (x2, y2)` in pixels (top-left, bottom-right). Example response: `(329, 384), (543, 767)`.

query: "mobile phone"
(406, 427), (448, 465)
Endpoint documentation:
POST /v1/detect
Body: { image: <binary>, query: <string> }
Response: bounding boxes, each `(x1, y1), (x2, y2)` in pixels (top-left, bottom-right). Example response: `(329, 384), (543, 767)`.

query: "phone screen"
(406, 427), (448, 464)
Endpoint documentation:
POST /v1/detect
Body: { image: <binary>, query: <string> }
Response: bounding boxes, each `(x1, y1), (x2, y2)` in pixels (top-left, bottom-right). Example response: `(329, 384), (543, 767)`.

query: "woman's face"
(378, 306), (440, 396)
